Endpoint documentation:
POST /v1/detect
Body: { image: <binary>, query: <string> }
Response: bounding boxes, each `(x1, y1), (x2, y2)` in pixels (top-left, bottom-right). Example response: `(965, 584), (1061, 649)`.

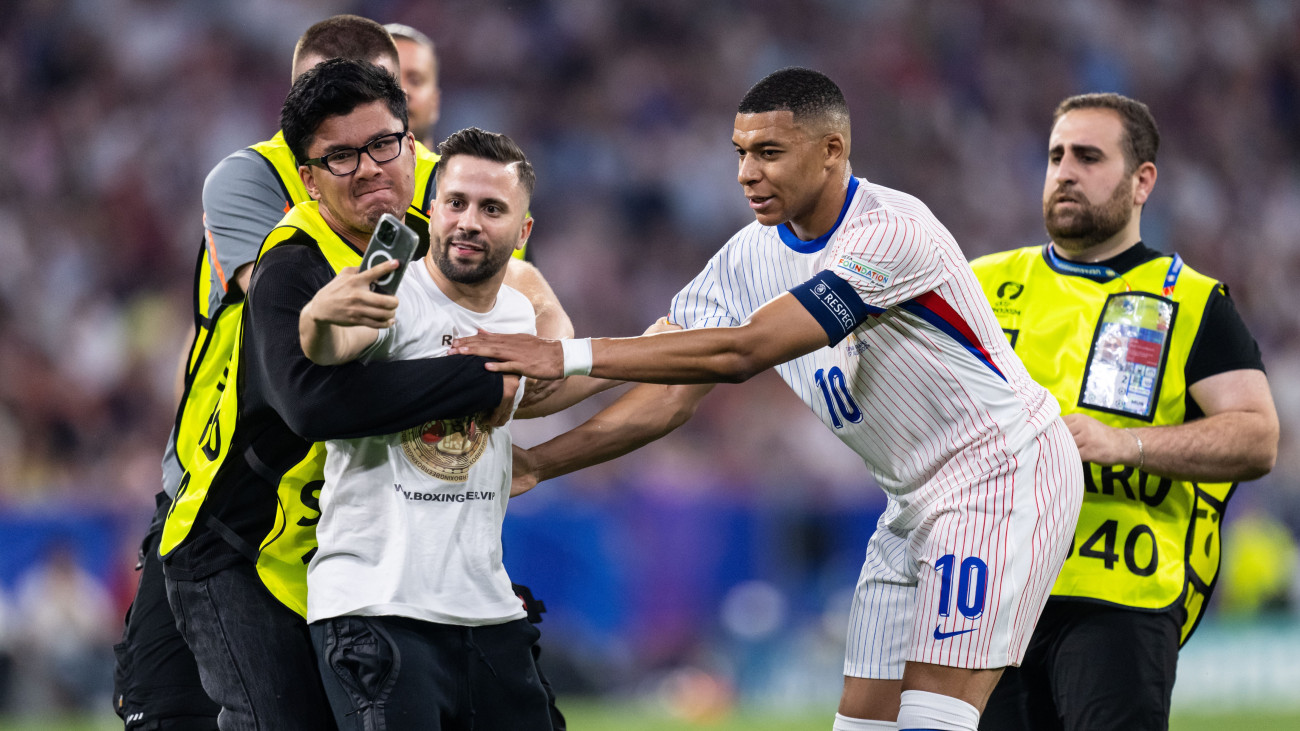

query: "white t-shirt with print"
(307, 260), (534, 626)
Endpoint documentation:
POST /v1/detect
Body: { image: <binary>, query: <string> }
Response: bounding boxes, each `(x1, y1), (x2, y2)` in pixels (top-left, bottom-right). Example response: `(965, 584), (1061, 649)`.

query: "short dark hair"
(281, 58), (408, 165)
(1054, 93), (1159, 171)
(434, 127), (536, 201)
(738, 67), (850, 130)
(293, 15), (398, 75)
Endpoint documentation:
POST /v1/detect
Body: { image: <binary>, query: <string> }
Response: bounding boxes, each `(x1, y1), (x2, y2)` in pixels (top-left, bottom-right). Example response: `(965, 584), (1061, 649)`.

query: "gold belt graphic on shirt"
(400, 415), (490, 482)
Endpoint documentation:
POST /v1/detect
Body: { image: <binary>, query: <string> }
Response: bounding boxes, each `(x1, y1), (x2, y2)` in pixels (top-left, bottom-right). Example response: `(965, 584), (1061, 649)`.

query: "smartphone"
(359, 212), (419, 295)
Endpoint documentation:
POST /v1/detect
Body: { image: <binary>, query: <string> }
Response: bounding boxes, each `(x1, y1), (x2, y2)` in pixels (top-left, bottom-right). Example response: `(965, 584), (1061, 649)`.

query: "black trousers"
(311, 615), (555, 731)
(113, 493), (220, 730)
(980, 600), (1182, 731)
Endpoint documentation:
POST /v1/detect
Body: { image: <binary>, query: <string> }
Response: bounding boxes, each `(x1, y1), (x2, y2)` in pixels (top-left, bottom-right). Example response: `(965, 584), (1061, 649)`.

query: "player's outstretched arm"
(454, 292), (830, 384)
(1065, 368), (1278, 482)
(511, 381), (716, 496)
(299, 260), (400, 365)
(513, 316), (678, 419)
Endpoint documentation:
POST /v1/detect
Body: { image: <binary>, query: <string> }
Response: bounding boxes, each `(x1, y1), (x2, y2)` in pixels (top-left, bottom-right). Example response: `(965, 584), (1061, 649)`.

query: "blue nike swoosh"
(933, 625), (978, 640)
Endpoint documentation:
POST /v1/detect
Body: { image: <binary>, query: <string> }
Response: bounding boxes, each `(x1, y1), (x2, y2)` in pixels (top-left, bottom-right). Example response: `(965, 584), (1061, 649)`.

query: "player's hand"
(510, 445), (540, 496)
(486, 375), (521, 427)
(1062, 413), (1140, 467)
(518, 376), (563, 410)
(301, 261), (401, 329)
(451, 331), (564, 379)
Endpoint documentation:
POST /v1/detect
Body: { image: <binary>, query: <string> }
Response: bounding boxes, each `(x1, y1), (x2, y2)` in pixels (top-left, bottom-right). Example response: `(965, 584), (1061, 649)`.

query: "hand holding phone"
(359, 212), (419, 295)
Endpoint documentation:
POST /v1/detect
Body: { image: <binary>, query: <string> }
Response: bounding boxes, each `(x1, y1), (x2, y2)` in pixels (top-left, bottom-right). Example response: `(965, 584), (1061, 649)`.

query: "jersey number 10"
(814, 367), (863, 429)
(935, 554), (988, 620)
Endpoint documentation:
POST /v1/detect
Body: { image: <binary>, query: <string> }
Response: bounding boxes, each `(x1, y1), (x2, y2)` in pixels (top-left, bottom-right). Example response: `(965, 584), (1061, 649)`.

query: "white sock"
(833, 712), (896, 730)
(896, 689), (980, 731)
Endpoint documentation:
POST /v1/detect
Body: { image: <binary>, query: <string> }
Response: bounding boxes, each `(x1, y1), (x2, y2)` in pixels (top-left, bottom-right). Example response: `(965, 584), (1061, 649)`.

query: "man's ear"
(1133, 161), (1157, 206)
(824, 132), (847, 168)
(300, 166), (321, 201)
(516, 215), (534, 251)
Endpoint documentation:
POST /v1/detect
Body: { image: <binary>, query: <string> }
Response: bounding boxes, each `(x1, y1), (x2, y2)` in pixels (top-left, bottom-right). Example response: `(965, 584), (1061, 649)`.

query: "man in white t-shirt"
(453, 67), (1084, 731)
(298, 126), (552, 730)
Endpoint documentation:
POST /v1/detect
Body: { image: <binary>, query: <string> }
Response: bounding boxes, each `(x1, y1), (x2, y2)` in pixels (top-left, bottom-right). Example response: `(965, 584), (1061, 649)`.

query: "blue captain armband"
(789, 270), (880, 346)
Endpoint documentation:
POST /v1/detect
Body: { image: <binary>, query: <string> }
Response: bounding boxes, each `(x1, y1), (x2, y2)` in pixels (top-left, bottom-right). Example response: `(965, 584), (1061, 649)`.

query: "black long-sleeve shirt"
(164, 239), (503, 580)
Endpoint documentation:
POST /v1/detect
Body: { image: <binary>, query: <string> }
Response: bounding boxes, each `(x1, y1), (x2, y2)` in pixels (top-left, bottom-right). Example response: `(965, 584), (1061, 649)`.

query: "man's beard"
(433, 234), (514, 284)
(1044, 176), (1134, 254)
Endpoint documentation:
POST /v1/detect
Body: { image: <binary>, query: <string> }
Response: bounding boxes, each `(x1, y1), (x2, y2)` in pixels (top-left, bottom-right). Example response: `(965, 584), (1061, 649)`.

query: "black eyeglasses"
(303, 131), (407, 176)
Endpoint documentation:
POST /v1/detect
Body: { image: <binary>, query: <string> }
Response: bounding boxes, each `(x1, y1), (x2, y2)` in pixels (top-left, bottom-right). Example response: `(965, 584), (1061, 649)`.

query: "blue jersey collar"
(777, 176), (860, 254)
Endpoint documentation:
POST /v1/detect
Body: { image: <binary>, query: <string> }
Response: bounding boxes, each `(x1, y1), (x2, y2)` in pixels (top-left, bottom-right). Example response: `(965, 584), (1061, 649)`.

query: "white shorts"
(843, 417), (1082, 678)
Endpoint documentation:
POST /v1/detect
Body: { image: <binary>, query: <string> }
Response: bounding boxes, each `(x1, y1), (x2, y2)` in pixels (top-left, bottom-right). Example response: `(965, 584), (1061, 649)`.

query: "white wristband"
(560, 338), (593, 377)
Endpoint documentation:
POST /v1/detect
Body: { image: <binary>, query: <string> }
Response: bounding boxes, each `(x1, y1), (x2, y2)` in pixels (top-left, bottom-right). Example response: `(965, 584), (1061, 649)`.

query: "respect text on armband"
(812, 282), (856, 332)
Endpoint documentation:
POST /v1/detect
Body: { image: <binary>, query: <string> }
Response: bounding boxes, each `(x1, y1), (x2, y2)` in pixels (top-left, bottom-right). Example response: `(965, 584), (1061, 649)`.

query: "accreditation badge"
(1079, 292), (1176, 421)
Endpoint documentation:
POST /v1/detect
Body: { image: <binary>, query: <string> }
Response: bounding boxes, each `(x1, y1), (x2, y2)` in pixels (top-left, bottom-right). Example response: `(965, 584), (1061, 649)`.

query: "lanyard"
(1044, 245), (1184, 295)
(1162, 253), (1184, 296)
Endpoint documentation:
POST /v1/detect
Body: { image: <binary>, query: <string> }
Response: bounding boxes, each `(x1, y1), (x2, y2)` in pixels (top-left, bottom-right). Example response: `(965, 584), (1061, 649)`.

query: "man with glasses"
(115, 15), (569, 730)
(159, 56), (521, 730)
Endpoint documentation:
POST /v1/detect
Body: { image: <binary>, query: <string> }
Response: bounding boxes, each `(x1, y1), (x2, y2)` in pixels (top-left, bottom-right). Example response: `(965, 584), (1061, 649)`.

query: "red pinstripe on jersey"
(670, 177), (1080, 675)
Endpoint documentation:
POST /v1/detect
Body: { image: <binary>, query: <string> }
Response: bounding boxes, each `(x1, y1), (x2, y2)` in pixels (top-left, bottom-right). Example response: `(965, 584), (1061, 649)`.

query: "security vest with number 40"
(971, 244), (1231, 645)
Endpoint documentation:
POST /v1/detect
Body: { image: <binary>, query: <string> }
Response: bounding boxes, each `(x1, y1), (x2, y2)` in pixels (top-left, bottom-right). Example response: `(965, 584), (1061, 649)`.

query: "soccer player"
(454, 67), (1083, 731)
(298, 124), (553, 730)
(972, 94), (1278, 730)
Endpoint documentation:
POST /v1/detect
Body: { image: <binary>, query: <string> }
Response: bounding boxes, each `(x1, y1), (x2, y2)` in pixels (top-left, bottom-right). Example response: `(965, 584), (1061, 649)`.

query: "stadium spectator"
(13, 540), (116, 712)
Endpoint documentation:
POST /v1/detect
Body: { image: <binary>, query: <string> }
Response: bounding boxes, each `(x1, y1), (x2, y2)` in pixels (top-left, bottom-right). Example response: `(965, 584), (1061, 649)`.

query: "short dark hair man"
(456, 66), (1085, 731)
(298, 126), (553, 730)
(974, 92), (1277, 731)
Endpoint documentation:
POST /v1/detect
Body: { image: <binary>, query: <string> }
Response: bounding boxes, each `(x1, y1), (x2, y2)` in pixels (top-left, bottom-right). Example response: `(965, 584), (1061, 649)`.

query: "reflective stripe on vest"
(971, 245), (1230, 645)
(171, 133), (308, 498)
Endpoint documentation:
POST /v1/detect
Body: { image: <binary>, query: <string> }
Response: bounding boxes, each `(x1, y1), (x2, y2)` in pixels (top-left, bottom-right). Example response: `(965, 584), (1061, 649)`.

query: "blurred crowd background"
(0, 0), (1298, 719)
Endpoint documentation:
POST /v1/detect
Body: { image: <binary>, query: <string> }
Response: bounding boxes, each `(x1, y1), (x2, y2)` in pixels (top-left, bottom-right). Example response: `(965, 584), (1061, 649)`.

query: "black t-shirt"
(165, 238), (504, 580)
(1101, 243), (1263, 420)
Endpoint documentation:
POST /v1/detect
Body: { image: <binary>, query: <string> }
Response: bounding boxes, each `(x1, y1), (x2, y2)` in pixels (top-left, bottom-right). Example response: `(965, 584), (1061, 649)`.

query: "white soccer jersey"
(670, 176), (1081, 674)
(307, 261), (534, 626)
(670, 176), (1059, 524)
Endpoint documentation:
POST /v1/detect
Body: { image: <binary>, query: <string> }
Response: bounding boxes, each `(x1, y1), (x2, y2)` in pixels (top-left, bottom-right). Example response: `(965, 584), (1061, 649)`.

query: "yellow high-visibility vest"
(163, 200), (429, 617)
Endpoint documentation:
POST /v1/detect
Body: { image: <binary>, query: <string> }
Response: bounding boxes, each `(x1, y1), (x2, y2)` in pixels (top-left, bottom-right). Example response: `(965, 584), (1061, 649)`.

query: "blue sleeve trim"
(789, 270), (880, 346)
